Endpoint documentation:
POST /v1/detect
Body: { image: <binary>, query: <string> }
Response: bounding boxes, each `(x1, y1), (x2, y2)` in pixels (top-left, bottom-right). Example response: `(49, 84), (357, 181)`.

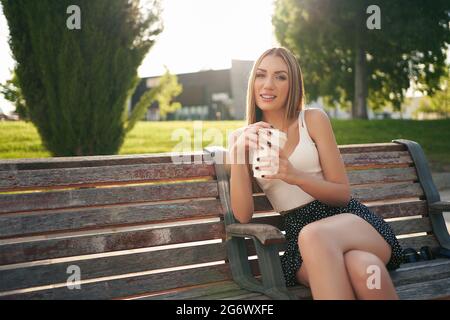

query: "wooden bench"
(0, 139), (449, 300)
(213, 139), (450, 300)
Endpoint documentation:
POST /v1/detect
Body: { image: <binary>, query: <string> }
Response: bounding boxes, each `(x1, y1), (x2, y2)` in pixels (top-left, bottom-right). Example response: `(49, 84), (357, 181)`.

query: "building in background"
(130, 60), (254, 121)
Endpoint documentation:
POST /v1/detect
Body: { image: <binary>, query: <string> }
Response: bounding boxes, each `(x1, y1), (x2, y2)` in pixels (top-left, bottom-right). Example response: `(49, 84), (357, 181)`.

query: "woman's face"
(254, 54), (289, 113)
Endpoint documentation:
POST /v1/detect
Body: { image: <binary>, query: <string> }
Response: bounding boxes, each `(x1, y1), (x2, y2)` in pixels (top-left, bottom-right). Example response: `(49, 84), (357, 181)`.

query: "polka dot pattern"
(280, 198), (404, 287)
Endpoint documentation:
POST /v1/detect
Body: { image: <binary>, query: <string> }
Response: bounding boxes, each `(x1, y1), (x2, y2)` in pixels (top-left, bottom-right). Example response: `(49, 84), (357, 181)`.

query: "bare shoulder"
(303, 108), (331, 143)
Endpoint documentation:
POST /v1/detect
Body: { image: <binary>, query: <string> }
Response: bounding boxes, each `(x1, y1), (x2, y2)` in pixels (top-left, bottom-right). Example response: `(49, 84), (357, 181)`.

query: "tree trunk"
(353, 7), (369, 119)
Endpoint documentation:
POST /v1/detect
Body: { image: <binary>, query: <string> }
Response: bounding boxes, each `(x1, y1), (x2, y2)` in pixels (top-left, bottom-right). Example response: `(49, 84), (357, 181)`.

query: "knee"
(298, 222), (334, 255)
(344, 250), (384, 285)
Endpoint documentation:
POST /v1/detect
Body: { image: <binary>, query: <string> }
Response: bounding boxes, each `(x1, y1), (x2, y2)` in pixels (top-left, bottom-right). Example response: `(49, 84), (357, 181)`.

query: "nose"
(262, 76), (275, 90)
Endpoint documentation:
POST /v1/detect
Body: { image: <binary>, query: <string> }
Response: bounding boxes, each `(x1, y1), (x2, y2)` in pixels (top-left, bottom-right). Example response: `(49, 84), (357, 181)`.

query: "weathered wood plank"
(397, 278), (450, 300)
(250, 215), (432, 236)
(254, 199), (427, 220)
(0, 222), (225, 265)
(367, 200), (427, 219)
(342, 151), (413, 169)
(0, 163), (216, 192)
(0, 263), (233, 300)
(0, 199), (223, 239)
(346, 167), (418, 185)
(136, 281), (241, 300)
(391, 259), (450, 287)
(252, 167), (418, 194)
(389, 218), (432, 235)
(338, 143), (406, 154)
(0, 242), (227, 292)
(351, 183), (423, 202)
(0, 151), (210, 171)
(198, 289), (258, 300)
(398, 235), (439, 249)
(0, 181), (218, 214)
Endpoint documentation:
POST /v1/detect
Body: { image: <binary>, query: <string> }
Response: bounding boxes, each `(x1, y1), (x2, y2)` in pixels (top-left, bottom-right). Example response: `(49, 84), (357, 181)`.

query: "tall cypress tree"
(1, 0), (162, 155)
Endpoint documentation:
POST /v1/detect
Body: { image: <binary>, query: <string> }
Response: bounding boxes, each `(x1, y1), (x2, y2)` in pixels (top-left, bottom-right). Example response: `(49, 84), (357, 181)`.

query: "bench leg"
(226, 237), (297, 300)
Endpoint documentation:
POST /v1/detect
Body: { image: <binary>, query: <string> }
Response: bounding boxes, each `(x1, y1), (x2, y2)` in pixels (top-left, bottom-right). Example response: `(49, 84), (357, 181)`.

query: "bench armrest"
(226, 223), (286, 245)
(429, 201), (450, 211)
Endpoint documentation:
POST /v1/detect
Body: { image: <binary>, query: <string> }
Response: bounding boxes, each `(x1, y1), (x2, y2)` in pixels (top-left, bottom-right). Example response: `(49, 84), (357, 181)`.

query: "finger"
(246, 132), (258, 142)
(256, 156), (275, 162)
(261, 173), (279, 179)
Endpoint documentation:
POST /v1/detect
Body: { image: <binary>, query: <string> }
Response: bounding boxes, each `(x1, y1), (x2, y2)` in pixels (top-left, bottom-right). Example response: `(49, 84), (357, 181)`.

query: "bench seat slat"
(392, 259), (450, 287)
(0, 222), (225, 265)
(0, 199), (223, 239)
(0, 181), (218, 214)
(0, 263), (233, 300)
(397, 278), (450, 300)
(0, 163), (215, 192)
(136, 281), (242, 300)
(0, 242), (227, 293)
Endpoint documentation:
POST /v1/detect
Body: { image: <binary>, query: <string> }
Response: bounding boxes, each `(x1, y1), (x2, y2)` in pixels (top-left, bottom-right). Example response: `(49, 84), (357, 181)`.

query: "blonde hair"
(246, 47), (305, 126)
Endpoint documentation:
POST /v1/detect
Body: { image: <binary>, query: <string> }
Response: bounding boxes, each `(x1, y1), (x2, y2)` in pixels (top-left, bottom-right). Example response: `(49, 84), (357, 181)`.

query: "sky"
(0, 0), (279, 114)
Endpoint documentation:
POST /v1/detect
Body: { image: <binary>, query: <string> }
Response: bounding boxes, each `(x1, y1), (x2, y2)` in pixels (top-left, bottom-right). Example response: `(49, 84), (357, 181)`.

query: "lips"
(260, 94), (277, 102)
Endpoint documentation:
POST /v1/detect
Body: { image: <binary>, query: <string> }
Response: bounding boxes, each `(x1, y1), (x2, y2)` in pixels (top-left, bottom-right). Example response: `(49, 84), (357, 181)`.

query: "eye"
(256, 73), (265, 78)
(277, 75), (287, 80)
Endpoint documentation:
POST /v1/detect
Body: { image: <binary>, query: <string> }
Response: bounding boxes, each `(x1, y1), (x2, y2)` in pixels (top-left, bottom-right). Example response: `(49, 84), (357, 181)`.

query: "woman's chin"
(258, 104), (281, 111)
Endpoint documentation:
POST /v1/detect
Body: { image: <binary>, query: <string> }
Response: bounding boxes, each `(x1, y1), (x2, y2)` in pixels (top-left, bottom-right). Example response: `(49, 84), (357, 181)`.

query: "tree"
(126, 67), (182, 127)
(0, 72), (29, 120)
(273, 0), (450, 119)
(414, 74), (450, 118)
(153, 67), (183, 120)
(1, 0), (163, 155)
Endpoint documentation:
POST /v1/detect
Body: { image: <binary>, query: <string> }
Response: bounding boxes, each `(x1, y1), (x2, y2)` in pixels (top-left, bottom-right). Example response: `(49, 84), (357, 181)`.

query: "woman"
(228, 47), (404, 300)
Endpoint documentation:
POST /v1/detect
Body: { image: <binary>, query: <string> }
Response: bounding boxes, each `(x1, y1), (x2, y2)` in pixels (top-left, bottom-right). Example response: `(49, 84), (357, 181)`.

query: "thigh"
(301, 213), (392, 265)
(295, 263), (310, 287)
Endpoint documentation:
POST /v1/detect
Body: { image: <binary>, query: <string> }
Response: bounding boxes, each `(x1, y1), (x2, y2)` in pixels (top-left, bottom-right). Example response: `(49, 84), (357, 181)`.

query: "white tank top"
(255, 108), (324, 214)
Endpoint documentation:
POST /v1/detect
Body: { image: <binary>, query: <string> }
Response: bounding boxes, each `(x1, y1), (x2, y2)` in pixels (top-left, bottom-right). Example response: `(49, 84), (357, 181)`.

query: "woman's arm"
(293, 109), (351, 207)
(228, 128), (256, 224)
(228, 122), (273, 223)
(229, 160), (254, 224)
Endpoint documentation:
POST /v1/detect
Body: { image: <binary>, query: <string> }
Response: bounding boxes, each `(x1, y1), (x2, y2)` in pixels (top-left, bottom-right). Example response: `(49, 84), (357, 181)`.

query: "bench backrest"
(0, 152), (232, 299)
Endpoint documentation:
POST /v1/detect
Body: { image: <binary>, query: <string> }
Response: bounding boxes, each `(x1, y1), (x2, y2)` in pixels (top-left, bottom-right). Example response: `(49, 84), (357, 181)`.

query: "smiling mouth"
(260, 94), (277, 101)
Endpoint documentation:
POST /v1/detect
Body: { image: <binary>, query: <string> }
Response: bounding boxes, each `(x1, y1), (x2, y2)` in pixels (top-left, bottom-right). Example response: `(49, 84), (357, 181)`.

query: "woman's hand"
(257, 146), (302, 185)
(229, 121), (273, 164)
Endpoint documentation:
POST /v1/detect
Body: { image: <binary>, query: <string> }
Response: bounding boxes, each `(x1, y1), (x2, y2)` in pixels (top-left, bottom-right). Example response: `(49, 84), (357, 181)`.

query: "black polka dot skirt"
(280, 197), (404, 287)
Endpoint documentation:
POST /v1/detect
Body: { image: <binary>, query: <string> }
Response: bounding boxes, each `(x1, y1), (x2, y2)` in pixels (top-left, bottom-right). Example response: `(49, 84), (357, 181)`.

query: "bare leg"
(298, 225), (356, 299)
(297, 213), (396, 300)
(344, 250), (399, 300)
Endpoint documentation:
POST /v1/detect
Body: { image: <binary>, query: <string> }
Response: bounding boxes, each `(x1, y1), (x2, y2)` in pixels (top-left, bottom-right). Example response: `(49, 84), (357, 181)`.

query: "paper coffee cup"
(252, 129), (287, 179)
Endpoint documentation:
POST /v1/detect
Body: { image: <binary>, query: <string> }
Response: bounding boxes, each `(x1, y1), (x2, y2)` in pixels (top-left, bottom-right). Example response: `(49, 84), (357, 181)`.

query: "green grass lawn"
(1, 119), (449, 171)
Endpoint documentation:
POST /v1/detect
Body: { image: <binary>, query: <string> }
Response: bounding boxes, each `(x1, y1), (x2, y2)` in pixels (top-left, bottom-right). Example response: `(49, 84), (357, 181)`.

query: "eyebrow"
(256, 68), (288, 74)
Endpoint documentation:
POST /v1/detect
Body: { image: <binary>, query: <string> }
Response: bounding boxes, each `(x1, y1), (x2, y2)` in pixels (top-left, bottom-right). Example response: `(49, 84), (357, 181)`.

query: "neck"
(261, 109), (298, 133)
